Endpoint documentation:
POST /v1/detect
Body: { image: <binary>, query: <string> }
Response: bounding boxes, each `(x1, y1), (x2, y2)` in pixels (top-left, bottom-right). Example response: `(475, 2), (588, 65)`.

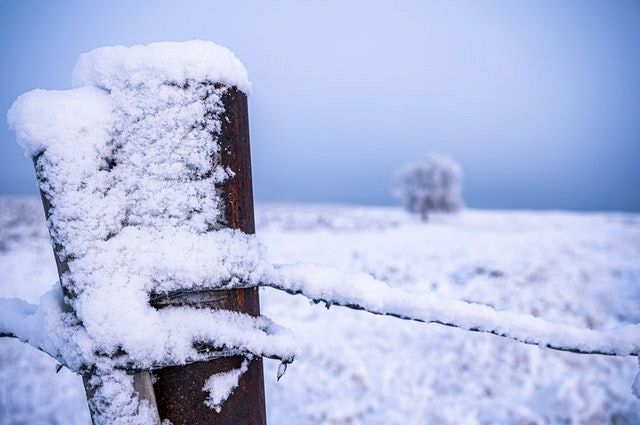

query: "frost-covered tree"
(393, 154), (463, 221)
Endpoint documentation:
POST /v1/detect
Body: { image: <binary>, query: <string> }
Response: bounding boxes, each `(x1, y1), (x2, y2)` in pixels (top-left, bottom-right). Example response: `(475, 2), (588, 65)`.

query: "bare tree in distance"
(393, 154), (463, 221)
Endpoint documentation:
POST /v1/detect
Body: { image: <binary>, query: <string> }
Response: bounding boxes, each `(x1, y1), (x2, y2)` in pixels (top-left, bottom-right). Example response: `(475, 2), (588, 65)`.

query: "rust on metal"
(152, 87), (267, 425)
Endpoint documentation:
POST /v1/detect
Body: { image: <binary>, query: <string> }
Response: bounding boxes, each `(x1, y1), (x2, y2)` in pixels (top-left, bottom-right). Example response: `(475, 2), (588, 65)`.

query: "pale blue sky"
(1, 0), (639, 210)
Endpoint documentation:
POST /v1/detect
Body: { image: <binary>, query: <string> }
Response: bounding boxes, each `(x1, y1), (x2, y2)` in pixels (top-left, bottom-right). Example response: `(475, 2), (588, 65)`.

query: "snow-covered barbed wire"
(5, 262), (637, 374)
(261, 263), (640, 357)
(0, 283), (296, 373)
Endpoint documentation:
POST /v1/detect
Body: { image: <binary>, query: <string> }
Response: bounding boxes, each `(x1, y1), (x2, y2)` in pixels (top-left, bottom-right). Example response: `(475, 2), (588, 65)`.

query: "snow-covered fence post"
(32, 82), (266, 425)
(11, 41), (268, 425)
(149, 86), (267, 424)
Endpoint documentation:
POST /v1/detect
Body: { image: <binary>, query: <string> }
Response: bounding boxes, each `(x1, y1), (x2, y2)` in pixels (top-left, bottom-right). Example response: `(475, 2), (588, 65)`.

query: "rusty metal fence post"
(35, 85), (266, 424)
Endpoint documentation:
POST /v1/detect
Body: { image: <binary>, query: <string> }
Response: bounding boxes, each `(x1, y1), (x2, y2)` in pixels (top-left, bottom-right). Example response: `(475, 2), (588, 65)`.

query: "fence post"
(150, 86), (267, 425)
(35, 84), (265, 424)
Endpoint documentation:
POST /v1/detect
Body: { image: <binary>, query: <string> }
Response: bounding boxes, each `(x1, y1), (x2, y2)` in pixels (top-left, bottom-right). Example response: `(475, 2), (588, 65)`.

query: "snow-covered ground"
(1, 197), (638, 424)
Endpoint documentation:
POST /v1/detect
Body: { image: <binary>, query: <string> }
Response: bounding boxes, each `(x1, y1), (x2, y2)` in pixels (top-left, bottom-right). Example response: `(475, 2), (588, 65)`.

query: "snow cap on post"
(71, 40), (251, 93)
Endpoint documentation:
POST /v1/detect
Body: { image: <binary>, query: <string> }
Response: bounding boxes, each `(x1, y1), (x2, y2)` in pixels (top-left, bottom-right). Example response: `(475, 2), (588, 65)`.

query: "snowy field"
(1, 197), (639, 424)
